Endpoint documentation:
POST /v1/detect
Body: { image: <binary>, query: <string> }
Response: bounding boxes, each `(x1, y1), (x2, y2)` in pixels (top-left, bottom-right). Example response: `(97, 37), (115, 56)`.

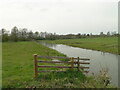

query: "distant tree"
(10, 26), (19, 41)
(107, 31), (110, 36)
(2, 28), (5, 35)
(34, 31), (39, 39)
(40, 32), (45, 38)
(100, 32), (104, 36)
(22, 28), (28, 39)
(28, 31), (34, 40)
(82, 34), (86, 38)
(66, 34), (76, 39)
(77, 33), (81, 38)
(39, 32), (45, 40)
(18, 28), (28, 41)
(1, 28), (9, 42)
(87, 34), (90, 36)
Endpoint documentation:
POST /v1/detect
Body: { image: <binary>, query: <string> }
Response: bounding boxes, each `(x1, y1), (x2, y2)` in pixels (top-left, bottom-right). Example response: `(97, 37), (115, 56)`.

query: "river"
(38, 41), (119, 87)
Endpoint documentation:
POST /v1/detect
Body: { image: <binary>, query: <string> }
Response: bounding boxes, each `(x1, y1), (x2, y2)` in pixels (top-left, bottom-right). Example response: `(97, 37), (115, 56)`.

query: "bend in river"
(38, 41), (119, 87)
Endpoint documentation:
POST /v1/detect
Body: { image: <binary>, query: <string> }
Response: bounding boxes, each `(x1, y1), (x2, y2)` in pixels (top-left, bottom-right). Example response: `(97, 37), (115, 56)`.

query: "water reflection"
(36, 41), (57, 48)
(38, 41), (119, 87)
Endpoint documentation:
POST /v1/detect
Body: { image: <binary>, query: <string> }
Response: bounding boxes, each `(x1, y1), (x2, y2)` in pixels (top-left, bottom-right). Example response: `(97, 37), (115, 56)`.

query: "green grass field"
(2, 41), (116, 88)
(44, 36), (118, 54)
(2, 41), (66, 88)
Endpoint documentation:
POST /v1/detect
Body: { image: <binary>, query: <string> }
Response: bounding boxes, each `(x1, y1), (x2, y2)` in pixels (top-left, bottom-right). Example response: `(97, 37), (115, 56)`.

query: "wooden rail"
(33, 54), (90, 78)
(38, 56), (90, 60)
(37, 60), (90, 64)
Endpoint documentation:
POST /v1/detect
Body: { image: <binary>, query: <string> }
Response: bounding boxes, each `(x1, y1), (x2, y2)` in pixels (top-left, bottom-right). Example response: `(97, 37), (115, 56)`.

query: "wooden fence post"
(77, 57), (80, 71)
(71, 57), (74, 70)
(34, 54), (38, 78)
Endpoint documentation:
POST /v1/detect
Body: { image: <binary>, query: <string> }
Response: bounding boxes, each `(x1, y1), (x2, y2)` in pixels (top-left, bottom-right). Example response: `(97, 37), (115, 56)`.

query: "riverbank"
(43, 36), (119, 55)
(2, 41), (116, 88)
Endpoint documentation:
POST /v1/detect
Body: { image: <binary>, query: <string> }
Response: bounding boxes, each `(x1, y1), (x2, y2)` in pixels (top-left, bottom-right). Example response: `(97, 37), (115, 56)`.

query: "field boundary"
(33, 54), (90, 78)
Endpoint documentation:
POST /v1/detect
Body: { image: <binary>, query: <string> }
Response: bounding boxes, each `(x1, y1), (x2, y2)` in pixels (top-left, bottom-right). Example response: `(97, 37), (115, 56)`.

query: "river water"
(38, 41), (119, 87)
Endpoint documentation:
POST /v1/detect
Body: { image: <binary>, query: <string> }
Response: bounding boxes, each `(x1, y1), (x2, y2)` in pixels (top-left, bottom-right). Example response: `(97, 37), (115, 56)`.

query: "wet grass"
(43, 36), (118, 54)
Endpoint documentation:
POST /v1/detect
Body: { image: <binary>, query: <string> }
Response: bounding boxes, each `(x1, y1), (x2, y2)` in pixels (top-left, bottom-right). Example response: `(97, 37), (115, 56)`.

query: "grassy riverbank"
(44, 36), (118, 54)
(2, 41), (65, 88)
(2, 41), (115, 88)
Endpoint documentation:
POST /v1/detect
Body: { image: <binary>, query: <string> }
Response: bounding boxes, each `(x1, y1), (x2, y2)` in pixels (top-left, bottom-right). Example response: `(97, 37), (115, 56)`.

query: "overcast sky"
(0, 0), (119, 35)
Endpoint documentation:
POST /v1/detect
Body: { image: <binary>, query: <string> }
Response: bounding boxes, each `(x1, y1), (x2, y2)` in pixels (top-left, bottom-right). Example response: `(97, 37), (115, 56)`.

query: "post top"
(33, 54), (37, 56)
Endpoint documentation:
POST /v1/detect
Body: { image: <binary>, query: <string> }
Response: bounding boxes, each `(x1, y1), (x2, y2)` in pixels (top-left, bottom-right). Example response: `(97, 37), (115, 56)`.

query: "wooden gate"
(33, 54), (90, 78)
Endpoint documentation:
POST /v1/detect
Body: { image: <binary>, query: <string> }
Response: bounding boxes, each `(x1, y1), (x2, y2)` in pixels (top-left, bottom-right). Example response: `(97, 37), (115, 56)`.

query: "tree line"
(0, 26), (119, 42)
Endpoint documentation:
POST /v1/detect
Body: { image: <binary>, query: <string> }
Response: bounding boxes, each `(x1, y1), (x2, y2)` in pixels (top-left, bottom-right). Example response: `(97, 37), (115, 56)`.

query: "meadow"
(2, 41), (65, 88)
(44, 36), (119, 54)
(2, 41), (115, 88)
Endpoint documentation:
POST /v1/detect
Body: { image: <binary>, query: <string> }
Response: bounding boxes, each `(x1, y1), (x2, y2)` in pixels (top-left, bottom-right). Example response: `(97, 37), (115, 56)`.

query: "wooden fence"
(33, 54), (90, 78)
